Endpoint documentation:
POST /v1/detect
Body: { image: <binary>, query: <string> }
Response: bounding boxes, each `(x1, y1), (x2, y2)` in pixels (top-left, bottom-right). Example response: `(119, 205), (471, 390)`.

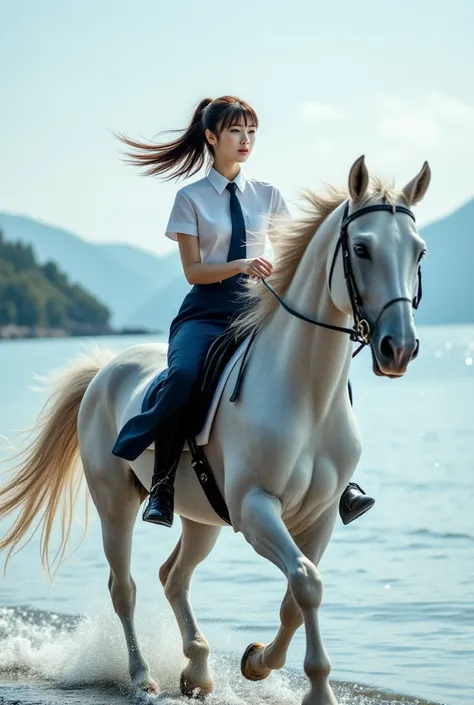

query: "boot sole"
(340, 499), (375, 526)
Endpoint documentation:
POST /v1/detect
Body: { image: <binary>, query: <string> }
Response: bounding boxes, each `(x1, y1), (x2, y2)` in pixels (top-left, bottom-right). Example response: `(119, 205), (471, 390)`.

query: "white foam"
(0, 604), (181, 688)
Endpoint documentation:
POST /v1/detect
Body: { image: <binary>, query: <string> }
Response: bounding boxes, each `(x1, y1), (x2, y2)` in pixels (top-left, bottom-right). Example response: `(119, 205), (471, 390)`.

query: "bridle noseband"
(262, 201), (422, 357)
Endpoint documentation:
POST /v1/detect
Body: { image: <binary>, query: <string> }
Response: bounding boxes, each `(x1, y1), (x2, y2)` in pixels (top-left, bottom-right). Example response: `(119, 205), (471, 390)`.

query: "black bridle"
(261, 201), (422, 356)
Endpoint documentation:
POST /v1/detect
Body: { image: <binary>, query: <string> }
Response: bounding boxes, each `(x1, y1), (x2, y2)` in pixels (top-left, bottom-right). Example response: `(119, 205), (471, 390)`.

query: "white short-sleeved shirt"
(165, 167), (289, 263)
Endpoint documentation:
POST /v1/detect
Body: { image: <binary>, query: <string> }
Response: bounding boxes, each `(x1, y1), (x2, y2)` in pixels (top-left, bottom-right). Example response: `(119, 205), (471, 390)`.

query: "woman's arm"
(177, 234), (272, 285)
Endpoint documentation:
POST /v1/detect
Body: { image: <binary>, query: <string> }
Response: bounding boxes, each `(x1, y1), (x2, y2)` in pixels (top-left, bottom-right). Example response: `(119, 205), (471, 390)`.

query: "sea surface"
(0, 326), (472, 705)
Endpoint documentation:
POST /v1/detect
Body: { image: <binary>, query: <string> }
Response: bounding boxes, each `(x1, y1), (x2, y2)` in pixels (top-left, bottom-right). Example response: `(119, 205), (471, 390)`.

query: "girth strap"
(187, 435), (231, 525)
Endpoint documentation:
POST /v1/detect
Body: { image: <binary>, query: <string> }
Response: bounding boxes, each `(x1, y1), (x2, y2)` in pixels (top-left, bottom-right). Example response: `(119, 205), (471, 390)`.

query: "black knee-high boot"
(142, 421), (185, 527)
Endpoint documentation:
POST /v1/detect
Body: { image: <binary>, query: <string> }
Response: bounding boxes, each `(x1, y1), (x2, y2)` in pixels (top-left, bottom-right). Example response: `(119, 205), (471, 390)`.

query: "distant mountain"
(0, 214), (177, 328)
(125, 273), (191, 332)
(414, 198), (474, 325)
(95, 243), (181, 291)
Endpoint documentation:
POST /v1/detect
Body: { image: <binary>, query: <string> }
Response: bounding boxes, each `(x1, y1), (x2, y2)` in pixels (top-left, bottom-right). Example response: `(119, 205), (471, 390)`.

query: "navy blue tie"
(226, 182), (247, 262)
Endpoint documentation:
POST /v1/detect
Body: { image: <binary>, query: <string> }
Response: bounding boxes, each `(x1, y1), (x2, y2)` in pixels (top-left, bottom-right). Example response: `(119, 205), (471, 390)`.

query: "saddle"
(190, 331), (244, 437)
(187, 329), (258, 526)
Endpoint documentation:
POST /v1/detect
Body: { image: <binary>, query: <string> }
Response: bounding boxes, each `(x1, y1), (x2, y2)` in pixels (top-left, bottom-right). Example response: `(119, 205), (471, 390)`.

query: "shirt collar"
(207, 166), (247, 194)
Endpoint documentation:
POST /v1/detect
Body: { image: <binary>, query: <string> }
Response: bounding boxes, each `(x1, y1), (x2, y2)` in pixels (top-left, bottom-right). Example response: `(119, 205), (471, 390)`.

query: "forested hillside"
(0, 231), (111, 337)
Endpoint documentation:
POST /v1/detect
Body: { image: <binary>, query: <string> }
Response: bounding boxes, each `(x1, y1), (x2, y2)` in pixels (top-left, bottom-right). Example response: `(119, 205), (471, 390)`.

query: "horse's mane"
(231, 178), (399, 339)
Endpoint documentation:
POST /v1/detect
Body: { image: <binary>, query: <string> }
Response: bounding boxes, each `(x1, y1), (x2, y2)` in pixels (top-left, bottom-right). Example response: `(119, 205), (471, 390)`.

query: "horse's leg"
(241, 505), (338, 683)
(237, 489), (338, 705)
(160, 517), (221, 697)
(89, 460), (157, 693)
(241, 583), (301, 681)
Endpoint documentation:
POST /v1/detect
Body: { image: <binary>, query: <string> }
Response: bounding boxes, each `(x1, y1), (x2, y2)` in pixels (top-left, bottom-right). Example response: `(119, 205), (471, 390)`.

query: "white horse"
(0, 156), (430, 705)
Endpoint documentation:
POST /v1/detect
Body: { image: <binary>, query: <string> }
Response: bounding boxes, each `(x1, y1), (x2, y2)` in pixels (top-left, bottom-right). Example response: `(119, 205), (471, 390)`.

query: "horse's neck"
(260, 213), (353, 417)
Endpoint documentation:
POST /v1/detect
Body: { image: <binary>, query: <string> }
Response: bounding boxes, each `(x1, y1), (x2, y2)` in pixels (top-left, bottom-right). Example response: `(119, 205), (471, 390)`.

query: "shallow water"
(0, 606), (440, 705)
(0, 326), (473, 705)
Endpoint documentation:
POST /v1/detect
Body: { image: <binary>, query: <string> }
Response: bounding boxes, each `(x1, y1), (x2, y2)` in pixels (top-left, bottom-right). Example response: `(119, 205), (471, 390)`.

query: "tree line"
(0, 231), (111, 332)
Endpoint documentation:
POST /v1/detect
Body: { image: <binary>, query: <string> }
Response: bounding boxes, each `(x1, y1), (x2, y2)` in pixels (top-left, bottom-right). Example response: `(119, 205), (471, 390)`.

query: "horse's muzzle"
(372, 332), (419, 377)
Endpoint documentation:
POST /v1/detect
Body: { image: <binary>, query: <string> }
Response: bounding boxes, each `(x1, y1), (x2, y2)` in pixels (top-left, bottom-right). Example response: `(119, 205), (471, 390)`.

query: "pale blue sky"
(1, 0), (473, 255)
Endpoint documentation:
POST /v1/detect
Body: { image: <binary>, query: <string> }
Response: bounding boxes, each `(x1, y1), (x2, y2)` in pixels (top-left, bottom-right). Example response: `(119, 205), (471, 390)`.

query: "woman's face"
(207, 119), (257, 164)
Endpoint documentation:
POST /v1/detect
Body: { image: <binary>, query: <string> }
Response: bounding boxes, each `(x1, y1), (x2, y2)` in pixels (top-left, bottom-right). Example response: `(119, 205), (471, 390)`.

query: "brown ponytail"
(115, 95), (259, 182)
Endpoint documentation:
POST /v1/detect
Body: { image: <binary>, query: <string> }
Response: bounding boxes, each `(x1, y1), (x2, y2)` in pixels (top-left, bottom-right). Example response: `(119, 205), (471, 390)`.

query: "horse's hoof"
(139, 678), (160, 694)
(180, 672), (213, 699)
(240, 642), (272, 681)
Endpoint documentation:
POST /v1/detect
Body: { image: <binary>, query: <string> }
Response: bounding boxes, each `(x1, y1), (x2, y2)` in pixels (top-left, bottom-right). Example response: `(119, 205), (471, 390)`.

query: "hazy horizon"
(2, 0), (473, 255)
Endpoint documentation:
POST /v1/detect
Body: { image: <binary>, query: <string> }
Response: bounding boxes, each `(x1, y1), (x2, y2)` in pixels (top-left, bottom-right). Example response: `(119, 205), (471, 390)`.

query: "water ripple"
(407, 529), (474, 542)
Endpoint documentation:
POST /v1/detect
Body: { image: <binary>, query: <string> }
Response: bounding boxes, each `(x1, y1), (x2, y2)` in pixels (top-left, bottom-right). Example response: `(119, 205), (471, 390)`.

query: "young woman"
(112, 96), (374, 528)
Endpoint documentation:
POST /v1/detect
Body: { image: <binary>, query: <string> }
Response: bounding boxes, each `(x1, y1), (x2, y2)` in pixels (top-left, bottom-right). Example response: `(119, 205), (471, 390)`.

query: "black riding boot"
(339, 482), (375, 525)
(142, 422), (184, 527)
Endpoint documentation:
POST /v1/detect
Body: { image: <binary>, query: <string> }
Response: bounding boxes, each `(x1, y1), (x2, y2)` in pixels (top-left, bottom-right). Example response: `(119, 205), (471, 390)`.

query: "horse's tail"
(0, 346), (116, 578)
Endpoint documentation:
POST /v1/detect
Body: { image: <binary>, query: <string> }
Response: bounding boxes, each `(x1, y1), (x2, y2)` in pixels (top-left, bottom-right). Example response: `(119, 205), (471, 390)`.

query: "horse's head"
(329, 156), (431, 378)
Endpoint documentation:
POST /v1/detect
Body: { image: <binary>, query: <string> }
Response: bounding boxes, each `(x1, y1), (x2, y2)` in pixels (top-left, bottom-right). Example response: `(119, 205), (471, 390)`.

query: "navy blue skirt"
(112, 275), (246, 461)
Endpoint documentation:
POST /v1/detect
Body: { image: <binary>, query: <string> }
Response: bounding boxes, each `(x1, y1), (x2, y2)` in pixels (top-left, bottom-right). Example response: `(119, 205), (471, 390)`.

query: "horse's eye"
(418, 249), (427, 263)
(353, 244), (370, 260)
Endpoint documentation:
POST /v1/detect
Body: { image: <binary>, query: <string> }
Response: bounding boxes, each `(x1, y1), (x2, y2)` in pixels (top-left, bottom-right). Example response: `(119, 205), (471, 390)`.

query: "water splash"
(0, 606), (442, 705)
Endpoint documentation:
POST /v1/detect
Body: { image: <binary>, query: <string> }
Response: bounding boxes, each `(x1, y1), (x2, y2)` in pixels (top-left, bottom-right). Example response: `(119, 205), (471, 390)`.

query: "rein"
(261, 201), (421, 357)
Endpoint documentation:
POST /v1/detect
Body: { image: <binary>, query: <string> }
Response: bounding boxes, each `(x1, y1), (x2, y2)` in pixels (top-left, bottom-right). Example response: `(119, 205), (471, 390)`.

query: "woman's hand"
(239, 257), (273, 279)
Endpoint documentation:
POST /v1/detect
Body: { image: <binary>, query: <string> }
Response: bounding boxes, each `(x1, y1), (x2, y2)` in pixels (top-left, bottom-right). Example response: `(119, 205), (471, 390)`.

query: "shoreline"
(0, 324), (159, 341)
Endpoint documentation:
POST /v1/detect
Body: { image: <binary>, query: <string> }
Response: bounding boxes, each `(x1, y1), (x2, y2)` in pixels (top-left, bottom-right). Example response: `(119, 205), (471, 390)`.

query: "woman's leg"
(143, 320), (223, 526)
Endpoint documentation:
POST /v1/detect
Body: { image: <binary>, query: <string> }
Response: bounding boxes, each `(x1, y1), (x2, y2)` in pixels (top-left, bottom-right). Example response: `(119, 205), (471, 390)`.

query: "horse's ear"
(402, 161), (431, 206)
(348, 155), (369, 203)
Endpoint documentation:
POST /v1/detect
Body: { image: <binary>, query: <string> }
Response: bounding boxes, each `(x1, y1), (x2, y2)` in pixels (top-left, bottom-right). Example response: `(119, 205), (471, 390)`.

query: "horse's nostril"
(412, 339), (420, 360)
(380, 335), (393, 360)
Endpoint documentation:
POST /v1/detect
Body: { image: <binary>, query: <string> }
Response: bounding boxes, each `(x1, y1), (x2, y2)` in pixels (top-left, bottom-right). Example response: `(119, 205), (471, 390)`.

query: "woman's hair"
(116, 95), (259, 181)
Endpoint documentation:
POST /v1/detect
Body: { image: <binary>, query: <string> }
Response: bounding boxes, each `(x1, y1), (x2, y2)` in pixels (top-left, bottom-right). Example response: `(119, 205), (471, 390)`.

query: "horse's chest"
(285, 417), (362, 510)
